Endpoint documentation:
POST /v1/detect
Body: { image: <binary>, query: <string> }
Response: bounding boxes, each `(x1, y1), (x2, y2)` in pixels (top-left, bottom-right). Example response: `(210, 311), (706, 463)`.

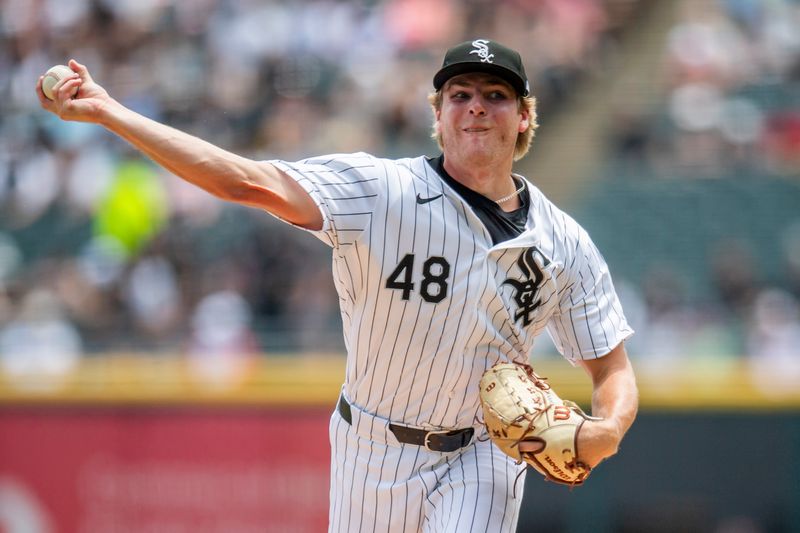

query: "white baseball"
(42, 65), (77, 100)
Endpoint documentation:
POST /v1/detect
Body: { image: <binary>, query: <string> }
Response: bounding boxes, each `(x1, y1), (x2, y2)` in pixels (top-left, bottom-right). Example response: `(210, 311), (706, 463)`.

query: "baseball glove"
(478, 362), (596, 486)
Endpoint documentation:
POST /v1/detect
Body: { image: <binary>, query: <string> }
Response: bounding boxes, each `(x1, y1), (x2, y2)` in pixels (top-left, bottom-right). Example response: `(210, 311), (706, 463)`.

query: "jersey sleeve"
(268, 152), (384, 248)
(545, 220), (634, 362)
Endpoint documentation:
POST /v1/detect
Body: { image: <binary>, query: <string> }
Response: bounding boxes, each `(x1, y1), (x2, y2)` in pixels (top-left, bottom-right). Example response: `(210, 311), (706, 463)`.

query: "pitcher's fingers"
(68, 59), (93, 84)
(57, 77), (82, 100)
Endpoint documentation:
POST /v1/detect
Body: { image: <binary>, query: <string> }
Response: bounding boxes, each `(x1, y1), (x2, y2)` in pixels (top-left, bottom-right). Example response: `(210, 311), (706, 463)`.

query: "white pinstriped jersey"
(271, 152), (632, 431)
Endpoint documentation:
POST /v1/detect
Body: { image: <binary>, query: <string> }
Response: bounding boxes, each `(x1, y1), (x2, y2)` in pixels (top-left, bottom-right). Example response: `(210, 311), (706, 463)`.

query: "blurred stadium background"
(0, 0), (799, 532)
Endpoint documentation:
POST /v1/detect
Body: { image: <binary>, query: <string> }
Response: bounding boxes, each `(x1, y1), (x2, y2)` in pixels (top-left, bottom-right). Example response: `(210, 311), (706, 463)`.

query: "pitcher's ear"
(518, 111), (530, 133)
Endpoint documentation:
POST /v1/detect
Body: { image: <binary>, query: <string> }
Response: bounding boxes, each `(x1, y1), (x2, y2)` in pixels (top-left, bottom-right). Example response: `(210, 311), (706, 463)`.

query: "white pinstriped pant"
(328, 396), (526, 533)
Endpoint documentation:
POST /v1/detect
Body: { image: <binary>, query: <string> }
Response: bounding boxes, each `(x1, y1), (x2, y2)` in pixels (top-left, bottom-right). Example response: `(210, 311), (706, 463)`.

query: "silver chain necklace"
(494, 179), (526, 204)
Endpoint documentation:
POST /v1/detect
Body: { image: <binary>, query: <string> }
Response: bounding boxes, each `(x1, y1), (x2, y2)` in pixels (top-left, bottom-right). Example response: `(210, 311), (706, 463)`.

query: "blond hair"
(427, 91), (539, 161)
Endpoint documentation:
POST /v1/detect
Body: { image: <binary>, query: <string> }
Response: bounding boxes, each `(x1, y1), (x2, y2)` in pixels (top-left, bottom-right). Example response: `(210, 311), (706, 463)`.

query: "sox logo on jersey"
(503, 246), (552, 327)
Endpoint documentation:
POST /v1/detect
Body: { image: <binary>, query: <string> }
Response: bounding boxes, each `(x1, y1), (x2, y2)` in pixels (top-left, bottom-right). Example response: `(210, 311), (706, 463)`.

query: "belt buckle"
(423, 429), (454, 452)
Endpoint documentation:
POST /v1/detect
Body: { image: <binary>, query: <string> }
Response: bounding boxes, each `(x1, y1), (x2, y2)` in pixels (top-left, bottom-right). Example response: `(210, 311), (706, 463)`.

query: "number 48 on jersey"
(385, 253), (451, 303)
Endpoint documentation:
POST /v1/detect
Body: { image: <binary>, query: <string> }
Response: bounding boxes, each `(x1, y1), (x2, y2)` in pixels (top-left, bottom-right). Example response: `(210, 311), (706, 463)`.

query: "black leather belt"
(337, 394), (474, 453)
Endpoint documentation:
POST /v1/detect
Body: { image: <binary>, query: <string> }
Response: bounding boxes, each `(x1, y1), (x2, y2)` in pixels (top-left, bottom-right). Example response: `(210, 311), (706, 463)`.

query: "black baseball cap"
(433, 39), (530, 96)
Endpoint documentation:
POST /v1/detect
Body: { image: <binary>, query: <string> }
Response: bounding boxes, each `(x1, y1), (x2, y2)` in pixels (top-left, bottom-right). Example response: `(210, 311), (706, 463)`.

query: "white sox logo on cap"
(433, 39), (530, 96)
(469, 39), (494, 63)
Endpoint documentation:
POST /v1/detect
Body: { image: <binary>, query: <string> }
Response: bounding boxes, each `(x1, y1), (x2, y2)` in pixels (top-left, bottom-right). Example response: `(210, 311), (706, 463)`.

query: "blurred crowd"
(0, 0), (799, 389)
(610, 0), (800, 178)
